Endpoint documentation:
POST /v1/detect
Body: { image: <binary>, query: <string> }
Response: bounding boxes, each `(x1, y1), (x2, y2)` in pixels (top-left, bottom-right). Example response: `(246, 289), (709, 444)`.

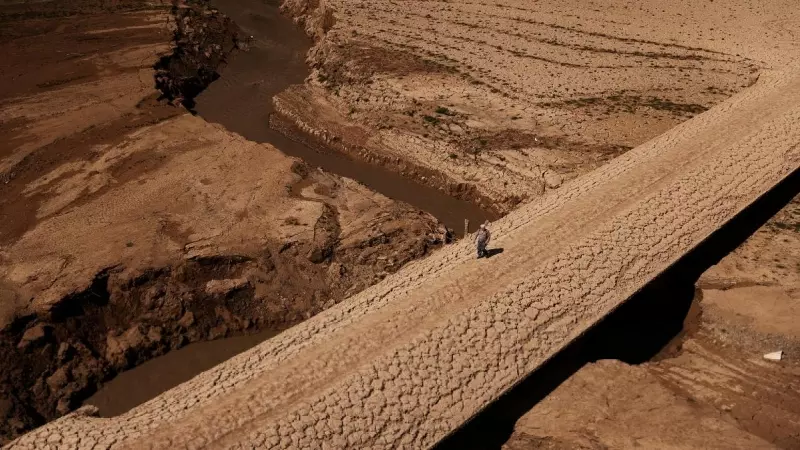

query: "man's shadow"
(484, 248), (504, 258)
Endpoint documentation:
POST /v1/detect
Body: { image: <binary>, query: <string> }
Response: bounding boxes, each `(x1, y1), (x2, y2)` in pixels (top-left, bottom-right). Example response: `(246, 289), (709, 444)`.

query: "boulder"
(205, 278), (250, 296)
(543, 170), (563, 189)
(105, 325), (145, 365)
(17, 324), (53, 350)
(178, 311), (195, 329)
(46, 367), (70, 392)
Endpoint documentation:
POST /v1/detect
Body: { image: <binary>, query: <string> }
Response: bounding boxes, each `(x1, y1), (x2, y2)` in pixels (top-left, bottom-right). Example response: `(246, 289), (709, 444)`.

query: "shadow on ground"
(485, 248), (504, 258)
(435, 168), (800, 450)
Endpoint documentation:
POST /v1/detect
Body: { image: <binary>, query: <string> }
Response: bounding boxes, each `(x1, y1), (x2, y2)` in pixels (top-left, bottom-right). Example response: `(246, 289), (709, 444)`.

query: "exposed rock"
(178, 311), (195, 329)
(105, 325), (146, 365)
(17, 324), (53, 350)
(147, 327), (163, 343)
(56, 342), (74, 363)
(121, 325), (145, 349)
(45, 367), (70, 392)
(205, 278), (250, 296)
(543, 171), (563, 189)
(55, 398), (72, 416)
(215, 306), (235, 325)
(209, 324), (229, 340)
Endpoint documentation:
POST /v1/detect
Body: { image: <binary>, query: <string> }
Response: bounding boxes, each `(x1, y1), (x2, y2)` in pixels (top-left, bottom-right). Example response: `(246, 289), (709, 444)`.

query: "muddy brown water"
(85, 330), (277, 416)
(194, 0), (494, 234)
(84, 0), (493, 420)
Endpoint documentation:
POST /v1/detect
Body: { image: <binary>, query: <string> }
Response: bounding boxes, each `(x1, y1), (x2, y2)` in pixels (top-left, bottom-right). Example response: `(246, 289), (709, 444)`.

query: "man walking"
(475, 221), (491, 259)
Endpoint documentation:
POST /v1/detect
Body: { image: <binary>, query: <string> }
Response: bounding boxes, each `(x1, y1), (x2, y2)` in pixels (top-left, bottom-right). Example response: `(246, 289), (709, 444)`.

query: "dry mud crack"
(8, 58), (800, 448)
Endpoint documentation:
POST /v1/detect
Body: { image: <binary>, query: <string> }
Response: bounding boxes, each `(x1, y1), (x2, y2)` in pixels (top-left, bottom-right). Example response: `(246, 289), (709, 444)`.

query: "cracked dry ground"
(9, 56), (800, 448)
(0, 0), (446, 444)
(501, 194), (800, 450)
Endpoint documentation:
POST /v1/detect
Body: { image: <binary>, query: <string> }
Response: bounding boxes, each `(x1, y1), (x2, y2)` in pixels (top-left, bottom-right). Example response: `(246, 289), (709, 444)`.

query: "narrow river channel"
(85, 0), (494, 417)
(194, 0), (494, 233)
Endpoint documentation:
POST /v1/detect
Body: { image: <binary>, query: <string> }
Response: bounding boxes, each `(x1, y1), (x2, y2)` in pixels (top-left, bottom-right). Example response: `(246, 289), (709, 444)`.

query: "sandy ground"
(275, 0), (799, 212)
(0, 0), (444, 442)
(8, 56), (799, 448)
(505, 195), (800, 449)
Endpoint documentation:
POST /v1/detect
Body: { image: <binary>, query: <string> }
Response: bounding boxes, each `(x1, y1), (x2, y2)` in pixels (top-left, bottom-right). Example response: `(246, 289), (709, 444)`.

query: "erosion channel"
(195, 0), (494, 233)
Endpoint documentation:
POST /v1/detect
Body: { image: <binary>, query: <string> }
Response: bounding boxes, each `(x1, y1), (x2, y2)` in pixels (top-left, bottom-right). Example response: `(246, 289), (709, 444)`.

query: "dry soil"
(504, 194), (800, 450)
(7, 55), (799, 448)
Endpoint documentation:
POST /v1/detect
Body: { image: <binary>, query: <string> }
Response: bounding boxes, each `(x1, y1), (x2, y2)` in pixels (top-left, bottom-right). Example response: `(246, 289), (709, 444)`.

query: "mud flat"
(275, 0), (799, 213)
(0, 0), (448, 443)
(8, 52), (800, 448)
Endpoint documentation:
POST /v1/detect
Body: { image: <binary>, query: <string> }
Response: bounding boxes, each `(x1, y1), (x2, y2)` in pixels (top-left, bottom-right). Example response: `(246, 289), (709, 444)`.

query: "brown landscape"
(0, 0), (798, 448)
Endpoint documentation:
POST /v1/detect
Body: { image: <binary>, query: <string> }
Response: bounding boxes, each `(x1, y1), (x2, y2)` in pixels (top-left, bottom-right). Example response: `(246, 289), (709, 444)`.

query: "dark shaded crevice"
(436, 167), (800, 450)
(153, 0), (244, 111)
(49, 269), (113, 322)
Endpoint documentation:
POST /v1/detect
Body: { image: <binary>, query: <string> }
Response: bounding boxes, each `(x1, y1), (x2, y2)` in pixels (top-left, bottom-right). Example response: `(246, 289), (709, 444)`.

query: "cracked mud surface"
(8, 59), (800, 447)
(504, 194), (800, 449)
(3, 0), (800, 447)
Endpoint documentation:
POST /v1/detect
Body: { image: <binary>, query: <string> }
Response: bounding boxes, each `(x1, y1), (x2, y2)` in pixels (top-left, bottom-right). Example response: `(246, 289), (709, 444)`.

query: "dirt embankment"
(0, 0), (447, 443)
(272, 0), (799, 214)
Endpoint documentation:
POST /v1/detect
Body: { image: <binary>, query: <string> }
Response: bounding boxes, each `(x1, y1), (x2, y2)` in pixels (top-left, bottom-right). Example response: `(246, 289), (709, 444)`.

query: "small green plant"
(423, 115), (439, 125)
(435, 106), (453, 115)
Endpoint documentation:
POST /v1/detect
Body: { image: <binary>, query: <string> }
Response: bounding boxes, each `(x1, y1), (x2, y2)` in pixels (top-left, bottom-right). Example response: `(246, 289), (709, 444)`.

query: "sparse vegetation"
(422, 115), (439, 125)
